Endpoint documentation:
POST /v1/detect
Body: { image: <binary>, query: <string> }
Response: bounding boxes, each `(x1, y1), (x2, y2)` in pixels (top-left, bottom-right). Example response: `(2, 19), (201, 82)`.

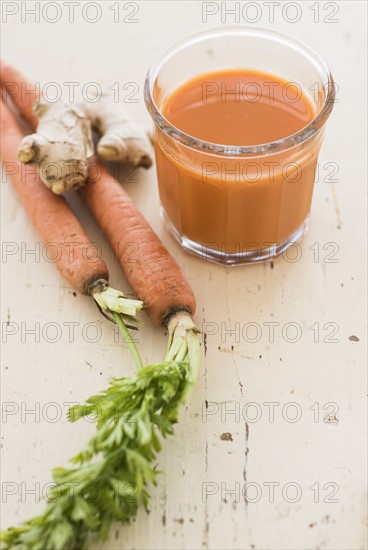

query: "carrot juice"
(145, 28), (334, 264)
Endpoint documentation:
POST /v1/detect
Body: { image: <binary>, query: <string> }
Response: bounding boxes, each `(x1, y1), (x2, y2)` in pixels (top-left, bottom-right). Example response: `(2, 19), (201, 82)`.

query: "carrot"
(80, 168), (196, 325)
(0, 60), (39, 128)
(0, 92), (108, 295)
(0, 64), (196, 326)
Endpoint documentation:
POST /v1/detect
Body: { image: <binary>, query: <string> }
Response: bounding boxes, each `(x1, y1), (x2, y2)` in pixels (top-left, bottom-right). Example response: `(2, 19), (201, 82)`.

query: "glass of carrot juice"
(145, 27), (335, 265)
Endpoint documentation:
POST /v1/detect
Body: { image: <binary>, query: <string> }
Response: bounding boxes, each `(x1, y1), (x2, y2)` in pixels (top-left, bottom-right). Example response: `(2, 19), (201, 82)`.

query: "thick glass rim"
(144, 26), (335, 157)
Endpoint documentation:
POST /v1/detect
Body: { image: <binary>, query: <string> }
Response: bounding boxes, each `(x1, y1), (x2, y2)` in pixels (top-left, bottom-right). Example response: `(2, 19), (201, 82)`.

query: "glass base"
(161, 209), (310, 266)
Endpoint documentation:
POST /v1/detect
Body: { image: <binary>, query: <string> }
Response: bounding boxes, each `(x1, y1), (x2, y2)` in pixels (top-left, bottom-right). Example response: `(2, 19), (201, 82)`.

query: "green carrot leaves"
(1, 362), (192, 550)
(1, 312), (200, 550)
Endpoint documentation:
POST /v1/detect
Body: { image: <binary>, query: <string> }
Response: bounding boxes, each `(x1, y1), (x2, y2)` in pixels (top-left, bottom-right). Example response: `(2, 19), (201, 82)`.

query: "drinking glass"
(145, 27), (335, 265)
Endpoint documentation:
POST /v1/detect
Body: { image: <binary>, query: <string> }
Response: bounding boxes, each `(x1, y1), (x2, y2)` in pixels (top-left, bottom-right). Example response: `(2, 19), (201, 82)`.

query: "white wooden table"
(2, 2), (367, 549)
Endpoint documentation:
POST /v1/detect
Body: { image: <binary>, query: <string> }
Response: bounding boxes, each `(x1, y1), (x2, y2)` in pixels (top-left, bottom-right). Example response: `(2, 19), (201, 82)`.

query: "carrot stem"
(91, 281), (143, 318)
(113, 311), (144, 371)
(164, 312), (201, 403)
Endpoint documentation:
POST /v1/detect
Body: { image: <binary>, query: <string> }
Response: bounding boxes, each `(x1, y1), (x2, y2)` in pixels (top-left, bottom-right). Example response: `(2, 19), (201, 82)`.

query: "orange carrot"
(0, 92), (109, 294)
(80, 166), (196, 325)
(0, 60), (39, 128)
(0, 64), (196, 325)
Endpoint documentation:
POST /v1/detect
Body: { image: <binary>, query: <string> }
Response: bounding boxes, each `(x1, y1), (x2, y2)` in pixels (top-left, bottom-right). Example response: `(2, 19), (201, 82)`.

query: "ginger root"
(18, 99), (93, 194)
(17, 94), (153, 194)
(86, 93), (152, 168)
